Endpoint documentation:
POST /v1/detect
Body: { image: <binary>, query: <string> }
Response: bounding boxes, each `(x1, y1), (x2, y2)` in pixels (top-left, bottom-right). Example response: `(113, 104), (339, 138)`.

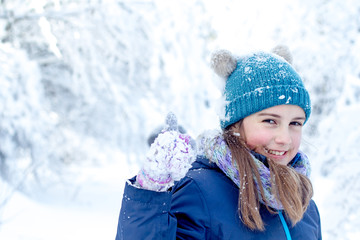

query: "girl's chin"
(270, 158), (290, 166)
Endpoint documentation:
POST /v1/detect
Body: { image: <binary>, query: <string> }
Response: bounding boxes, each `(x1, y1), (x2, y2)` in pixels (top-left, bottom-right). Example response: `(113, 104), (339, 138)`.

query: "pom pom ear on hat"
(271, 45), (293, 64)
(210, 49), (237, 78)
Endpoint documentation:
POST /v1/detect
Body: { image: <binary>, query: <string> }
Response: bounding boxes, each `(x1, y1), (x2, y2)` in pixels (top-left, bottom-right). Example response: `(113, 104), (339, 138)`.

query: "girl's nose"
(275, 127), (292, 145)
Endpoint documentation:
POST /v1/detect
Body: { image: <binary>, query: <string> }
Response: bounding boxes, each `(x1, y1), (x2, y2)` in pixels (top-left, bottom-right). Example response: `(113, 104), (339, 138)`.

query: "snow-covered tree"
(0, 0), (217, 200)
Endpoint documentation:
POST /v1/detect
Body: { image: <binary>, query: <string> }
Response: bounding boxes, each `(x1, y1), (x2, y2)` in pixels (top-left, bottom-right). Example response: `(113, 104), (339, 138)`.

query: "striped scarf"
(196, 130), (311, 210)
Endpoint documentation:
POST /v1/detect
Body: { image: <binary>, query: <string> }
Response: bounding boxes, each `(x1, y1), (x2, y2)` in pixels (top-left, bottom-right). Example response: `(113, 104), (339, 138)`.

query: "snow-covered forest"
(0, 0), (360, 239)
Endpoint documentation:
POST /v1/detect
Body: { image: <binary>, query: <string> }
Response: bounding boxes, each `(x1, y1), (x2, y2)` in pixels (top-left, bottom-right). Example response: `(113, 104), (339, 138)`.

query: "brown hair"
(223, 125), (313, 231)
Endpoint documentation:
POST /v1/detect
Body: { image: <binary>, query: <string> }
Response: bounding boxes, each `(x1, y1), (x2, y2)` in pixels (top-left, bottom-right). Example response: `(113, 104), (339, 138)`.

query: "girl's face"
(236, 105), (306, 166)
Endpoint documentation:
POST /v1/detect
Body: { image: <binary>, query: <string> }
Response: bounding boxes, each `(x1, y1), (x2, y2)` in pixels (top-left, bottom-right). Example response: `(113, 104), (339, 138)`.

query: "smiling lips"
(264, 148), (286, 156)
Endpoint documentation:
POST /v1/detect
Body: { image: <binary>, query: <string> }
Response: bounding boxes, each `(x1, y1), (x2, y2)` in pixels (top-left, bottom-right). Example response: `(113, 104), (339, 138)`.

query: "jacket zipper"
(278, 211), (292, 240)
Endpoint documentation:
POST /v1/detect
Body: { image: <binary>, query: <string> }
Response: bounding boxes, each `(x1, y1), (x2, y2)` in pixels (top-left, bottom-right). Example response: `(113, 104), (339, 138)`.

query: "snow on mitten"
(136, 112), (196, 191)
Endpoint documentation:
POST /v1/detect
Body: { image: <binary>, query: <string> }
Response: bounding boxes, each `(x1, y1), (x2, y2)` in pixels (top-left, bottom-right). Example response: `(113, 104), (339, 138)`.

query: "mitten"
(136, 112), (196, 191)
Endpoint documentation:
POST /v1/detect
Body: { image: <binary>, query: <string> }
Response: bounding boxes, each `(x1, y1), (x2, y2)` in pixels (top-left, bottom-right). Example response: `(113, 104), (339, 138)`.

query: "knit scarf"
(196, 130), (311, 210)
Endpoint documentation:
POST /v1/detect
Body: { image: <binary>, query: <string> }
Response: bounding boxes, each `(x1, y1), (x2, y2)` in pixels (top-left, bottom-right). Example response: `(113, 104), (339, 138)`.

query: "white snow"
(0, 155), (139, 240)
(0, 0), (360, 240)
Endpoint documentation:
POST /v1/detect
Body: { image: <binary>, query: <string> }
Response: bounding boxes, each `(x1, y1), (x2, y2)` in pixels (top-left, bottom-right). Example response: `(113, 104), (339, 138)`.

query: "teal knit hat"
(210, 46), (311, 129)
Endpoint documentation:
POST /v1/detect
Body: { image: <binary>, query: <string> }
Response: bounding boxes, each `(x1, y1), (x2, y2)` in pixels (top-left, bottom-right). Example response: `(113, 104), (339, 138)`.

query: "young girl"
(115, 46), (322, 240)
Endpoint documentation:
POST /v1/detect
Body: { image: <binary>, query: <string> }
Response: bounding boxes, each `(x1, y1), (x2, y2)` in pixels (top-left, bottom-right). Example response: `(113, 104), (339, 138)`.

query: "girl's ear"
(230, 121), (243, 137)
(233, 132), (241, 137)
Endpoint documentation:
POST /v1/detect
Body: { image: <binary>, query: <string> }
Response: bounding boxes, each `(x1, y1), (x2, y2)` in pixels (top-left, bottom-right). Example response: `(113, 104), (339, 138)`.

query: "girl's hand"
(136, 112), (196, 191)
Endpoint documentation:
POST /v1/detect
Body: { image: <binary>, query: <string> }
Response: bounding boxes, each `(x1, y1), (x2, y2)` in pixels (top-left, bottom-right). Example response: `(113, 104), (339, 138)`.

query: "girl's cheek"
(291, 131), (302, 147)
(293, 137), (302, 150)
(246, 133), (271, 149)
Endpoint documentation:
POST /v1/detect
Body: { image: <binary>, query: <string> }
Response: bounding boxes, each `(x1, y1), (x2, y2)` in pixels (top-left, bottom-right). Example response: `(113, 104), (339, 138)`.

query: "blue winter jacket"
(115, 156), (322, 239)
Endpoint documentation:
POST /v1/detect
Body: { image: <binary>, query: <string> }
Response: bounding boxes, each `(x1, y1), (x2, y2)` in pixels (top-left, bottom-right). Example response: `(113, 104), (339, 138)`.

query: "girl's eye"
(263, 119), (276, 124)
(290, 121), (303, 126)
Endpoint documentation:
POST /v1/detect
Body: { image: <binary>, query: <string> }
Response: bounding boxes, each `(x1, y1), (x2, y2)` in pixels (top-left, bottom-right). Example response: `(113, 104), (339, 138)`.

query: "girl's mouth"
(264, 148), (286, 156)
